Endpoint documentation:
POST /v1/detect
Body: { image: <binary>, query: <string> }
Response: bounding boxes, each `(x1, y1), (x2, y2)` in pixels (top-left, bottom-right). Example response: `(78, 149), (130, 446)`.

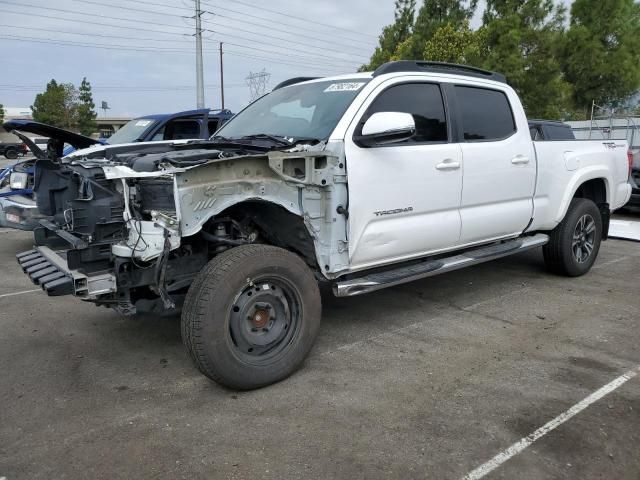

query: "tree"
(360, 0), (416, 70)
(76, 77), (97, 136)
(0, 103), (4, 124)
(562, 0), (640, 111)
(481, 0), (573, 118)
(31, 80), (78, 129)
(422, 21), (487, 65)
(409, 0), (478, 58)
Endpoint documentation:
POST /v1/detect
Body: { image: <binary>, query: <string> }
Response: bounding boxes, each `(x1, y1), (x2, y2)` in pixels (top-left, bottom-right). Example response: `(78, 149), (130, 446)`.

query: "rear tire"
(181, 244), (321, 390)
(5, 148), (17, 160)
(543, 198), (602, 276)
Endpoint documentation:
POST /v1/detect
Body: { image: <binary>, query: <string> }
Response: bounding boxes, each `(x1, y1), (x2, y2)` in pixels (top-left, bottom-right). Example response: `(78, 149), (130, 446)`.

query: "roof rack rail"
(372, 61), (506, 83)
(273, 77), (321, 91)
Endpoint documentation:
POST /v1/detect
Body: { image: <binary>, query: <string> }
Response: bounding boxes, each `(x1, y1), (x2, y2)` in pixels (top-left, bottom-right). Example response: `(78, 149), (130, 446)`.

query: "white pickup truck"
(10, 61), (632, 389)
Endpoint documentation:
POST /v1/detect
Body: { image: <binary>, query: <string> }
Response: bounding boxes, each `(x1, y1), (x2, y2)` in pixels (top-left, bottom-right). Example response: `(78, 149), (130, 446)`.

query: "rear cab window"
(455, 86), (516, 141)
(356, 82), (448, 144)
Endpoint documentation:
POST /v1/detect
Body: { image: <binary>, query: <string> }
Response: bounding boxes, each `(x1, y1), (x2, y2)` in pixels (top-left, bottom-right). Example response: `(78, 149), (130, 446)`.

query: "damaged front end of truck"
(16, 139), (350, 315)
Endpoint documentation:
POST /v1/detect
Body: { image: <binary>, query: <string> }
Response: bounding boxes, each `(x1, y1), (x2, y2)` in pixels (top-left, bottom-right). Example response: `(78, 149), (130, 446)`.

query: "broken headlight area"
(22, 158), (204, 314)
(9, 172), (28, 190)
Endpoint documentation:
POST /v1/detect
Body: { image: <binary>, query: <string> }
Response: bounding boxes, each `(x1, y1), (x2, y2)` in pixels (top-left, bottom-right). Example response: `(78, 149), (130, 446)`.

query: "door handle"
(435, 159), (461, 171)
(511, 155), (530, 165)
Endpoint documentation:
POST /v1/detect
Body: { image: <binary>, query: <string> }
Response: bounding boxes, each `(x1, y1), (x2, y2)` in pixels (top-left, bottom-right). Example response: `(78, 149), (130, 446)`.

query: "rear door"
(344, 80), (463, 269)
(455, 85), (536, 244)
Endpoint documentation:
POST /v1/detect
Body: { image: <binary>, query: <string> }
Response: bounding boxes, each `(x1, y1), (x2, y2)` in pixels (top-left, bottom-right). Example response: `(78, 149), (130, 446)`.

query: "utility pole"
(195, 0), (205, 109)
(219, 42), (225, 109)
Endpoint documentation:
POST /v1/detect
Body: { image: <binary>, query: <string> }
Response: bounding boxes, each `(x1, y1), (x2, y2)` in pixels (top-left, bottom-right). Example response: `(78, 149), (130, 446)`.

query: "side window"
(455, 86), (516, 141)
(208, 120), (219, 135)
(360, 83), (448, 144)
(163, 120), (200, 140)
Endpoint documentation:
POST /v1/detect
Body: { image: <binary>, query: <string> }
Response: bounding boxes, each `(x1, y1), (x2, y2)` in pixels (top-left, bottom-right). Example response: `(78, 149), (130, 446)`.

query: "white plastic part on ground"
(609, 219), (640, 242)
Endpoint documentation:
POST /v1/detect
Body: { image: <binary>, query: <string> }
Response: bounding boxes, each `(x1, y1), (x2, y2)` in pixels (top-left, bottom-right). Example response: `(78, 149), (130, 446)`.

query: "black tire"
(5, 148), (17, 160)
(543, 198), (602, 276)
(181, 244), (321, 390)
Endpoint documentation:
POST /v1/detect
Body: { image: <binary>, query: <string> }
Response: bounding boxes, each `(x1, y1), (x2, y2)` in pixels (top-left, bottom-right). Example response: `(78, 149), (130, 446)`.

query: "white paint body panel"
(342, 76), (463, 270)
(326, 71), (632, 275)
(65, 70), (632, 279)
(529, 141), (631, 231)
(456, 83), (536, 243)
(345, 142), (463, 268)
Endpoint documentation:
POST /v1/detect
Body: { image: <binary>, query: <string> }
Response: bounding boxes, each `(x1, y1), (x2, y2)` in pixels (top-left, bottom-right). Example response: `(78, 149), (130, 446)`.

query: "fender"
(174, 150), (350, 279)
(553, 165), (611, 224)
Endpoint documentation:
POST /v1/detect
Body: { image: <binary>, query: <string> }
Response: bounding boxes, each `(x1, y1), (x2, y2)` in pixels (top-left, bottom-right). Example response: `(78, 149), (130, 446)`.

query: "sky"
(0, 0), (571, 117)
(0, 0), (392, 116)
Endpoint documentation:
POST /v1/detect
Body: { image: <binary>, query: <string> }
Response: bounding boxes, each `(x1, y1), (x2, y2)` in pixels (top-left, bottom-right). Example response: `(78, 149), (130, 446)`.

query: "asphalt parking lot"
(1, 225), (639, 480)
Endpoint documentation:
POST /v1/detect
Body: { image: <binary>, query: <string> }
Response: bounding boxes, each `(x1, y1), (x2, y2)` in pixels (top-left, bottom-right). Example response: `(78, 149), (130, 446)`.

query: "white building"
(3, 106), (33, 120)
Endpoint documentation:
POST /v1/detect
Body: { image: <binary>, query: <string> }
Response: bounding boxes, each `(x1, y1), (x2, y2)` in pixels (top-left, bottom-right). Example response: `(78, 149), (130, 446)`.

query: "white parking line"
(462, 365), (640, 480)
(0, 289), (40, 299)
(592, 256), (629, 269)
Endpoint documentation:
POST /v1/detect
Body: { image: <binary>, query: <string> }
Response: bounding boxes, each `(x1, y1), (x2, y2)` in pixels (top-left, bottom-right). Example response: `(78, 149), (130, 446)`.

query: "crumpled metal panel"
(175, 143), (350, 278)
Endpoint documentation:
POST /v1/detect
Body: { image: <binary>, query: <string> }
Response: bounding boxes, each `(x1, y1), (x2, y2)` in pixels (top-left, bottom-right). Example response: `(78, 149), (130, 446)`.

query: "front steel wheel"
(228, 277), (302, 364)
(182, 245), (321, 390)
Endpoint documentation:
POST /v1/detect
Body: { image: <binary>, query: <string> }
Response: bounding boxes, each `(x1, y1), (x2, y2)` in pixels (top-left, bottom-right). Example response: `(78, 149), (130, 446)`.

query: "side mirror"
(354, 112), (416, 147)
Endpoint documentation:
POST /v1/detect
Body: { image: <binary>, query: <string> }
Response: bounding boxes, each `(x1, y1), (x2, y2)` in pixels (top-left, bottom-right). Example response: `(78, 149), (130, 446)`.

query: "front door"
(344, 81), (463, 270)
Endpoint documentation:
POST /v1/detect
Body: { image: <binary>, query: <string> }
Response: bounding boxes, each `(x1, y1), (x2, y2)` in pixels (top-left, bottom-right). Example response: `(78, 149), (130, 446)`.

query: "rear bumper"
(625, 188), (640, 208)
(0, 192), (43, 230)
(16, 246), (116, 298)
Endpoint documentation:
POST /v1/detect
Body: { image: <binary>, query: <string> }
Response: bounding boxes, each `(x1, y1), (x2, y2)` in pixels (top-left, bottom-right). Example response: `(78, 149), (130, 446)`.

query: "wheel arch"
(556, 175), (611, 239)
(188, 199), (322, 272)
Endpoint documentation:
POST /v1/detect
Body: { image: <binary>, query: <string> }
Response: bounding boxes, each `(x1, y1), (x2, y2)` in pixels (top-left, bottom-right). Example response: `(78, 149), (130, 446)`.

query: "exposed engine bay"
(20, 140), (349, 314)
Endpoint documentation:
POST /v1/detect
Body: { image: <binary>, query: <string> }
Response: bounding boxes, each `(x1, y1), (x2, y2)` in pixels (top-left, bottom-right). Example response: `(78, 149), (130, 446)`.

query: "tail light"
(628, 149), (633, 179)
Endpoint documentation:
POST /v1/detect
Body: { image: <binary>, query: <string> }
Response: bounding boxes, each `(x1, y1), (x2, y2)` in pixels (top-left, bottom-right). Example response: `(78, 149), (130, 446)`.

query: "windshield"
(107, 118), (158, 144)
(214, 79), (370, 141)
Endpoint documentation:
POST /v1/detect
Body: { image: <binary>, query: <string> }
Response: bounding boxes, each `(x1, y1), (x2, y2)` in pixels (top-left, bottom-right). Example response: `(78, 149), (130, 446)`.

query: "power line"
(209, 39), (355, 68)
(0, 7), (192, 38)
(202, 10), (372, 55)
(0, 0), (191, 31)
(0, 34), (201, 52)
(201, 16), (369, 60)
(67, 0), (190, 18)
(0, 35), (346, 74)
(1, 84), (246, 92)
(223, 50), (342, 73)
(118, 0), (373, 51)
(0, 30), (356, 70)
(27, 0), (368, 62)
(203, 0), (378, 40)
(0, 5), (360, 67)
(0, 24), (194, 44)
(202, 28), (361, 65)
(81, 0), (377, 46)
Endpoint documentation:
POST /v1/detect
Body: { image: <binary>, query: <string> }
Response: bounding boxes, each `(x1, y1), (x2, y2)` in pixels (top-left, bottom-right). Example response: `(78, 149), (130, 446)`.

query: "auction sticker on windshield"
(135, 120), (153, 127)
(324, 82), (366, 92)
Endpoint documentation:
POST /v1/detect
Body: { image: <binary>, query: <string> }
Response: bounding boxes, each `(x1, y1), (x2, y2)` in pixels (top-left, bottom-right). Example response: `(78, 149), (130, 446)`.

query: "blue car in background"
(0, 108), (234, 230)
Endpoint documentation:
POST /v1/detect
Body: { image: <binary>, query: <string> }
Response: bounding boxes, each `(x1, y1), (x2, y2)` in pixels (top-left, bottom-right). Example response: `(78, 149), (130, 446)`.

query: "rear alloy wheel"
(5, 149), (17, 160)
(571, 214), (597, 264)
(182, 244), (321, 390)
(543, 198), (602, 276)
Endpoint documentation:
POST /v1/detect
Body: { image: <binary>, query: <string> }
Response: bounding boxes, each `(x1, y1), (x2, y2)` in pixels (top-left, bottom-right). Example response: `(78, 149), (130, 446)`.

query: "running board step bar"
(333, 234), (549, 297)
